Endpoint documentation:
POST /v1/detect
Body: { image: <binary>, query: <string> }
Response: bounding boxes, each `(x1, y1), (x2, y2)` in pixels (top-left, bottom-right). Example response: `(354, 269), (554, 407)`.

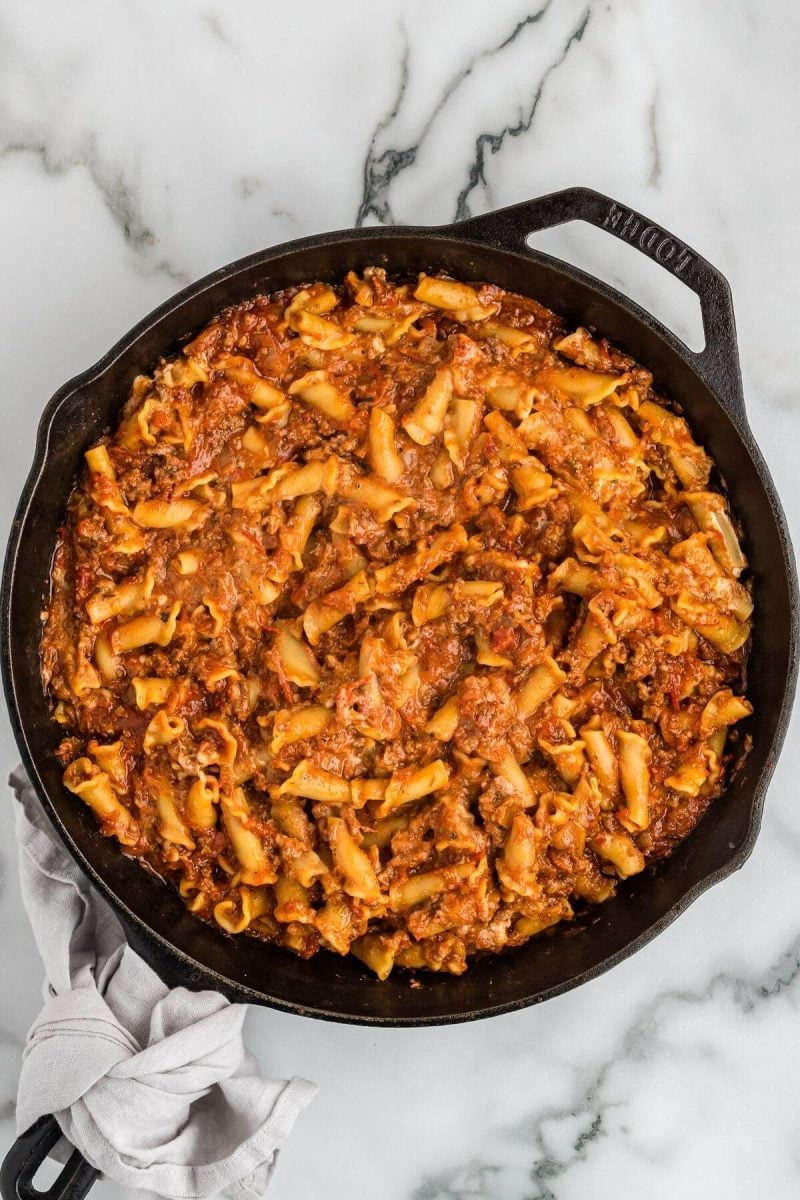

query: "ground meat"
(41, 268), (752, 979)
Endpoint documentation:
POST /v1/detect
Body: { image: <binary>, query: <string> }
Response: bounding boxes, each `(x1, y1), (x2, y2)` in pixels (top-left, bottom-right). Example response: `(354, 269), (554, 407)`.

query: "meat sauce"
(41, 269), (752, 978)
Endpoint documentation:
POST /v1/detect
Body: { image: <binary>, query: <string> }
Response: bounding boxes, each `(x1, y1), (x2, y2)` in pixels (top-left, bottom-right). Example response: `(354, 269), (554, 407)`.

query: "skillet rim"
(3, 208), (798, 1025)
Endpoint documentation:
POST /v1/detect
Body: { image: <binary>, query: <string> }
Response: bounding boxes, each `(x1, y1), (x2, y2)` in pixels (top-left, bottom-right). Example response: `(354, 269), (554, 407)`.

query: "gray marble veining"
(1, 2), (799, 1197)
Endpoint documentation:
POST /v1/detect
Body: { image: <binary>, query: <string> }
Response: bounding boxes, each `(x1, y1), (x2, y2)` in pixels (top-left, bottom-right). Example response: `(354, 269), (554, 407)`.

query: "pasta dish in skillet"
(42, 269), (752, 978)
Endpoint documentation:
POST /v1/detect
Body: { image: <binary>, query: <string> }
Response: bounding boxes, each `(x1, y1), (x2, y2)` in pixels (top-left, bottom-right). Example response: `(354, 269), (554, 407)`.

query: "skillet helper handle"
(0, 1116), (99, 1200)
(453, 186), (745, 422)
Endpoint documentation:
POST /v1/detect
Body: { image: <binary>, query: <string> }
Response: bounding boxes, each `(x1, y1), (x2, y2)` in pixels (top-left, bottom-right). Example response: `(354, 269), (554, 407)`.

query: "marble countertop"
(2, 2), (799, 1197)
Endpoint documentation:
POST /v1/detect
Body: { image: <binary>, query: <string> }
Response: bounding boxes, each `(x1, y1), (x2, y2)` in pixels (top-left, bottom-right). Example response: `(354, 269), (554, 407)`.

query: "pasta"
(42, 268), (752, 979)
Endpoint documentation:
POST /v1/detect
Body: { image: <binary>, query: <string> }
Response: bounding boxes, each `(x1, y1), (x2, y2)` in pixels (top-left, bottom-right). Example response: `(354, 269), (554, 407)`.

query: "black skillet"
(2, 188), (797, 1200)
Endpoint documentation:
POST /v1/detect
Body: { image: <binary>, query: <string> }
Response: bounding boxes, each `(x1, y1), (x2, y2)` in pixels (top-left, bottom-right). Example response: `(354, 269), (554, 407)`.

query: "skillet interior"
(4, 228), (796, 1024)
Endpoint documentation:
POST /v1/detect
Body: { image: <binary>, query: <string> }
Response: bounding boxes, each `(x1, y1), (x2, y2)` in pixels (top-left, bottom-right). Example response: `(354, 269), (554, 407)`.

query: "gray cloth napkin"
(10, 767), (317, 1200)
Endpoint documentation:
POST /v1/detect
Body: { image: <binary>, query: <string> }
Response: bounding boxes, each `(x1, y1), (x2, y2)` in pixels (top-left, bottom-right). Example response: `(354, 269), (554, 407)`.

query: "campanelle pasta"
(42, 268), (753, 979)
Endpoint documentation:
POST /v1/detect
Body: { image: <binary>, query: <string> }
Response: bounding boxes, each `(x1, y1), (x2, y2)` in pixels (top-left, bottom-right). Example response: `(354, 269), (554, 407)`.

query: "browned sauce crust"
(41, 269), (752, 978)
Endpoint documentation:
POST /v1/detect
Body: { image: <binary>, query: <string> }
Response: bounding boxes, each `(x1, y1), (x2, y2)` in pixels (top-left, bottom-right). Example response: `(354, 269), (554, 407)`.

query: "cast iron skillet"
(1, 188), (797, 1199)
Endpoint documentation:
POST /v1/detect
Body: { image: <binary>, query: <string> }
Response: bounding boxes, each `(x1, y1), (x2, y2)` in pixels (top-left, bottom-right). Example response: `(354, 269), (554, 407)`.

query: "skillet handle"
(0, 1117), (99, 1200)
(452, 187), (745, 423)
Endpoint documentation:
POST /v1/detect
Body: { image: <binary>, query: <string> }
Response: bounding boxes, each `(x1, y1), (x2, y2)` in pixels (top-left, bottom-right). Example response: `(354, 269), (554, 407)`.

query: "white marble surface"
(1, 2), (800, 1197)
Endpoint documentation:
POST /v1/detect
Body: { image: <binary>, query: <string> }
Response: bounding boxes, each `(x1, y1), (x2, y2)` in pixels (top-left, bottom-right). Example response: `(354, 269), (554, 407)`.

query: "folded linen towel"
(10, 767), (317, 1200)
